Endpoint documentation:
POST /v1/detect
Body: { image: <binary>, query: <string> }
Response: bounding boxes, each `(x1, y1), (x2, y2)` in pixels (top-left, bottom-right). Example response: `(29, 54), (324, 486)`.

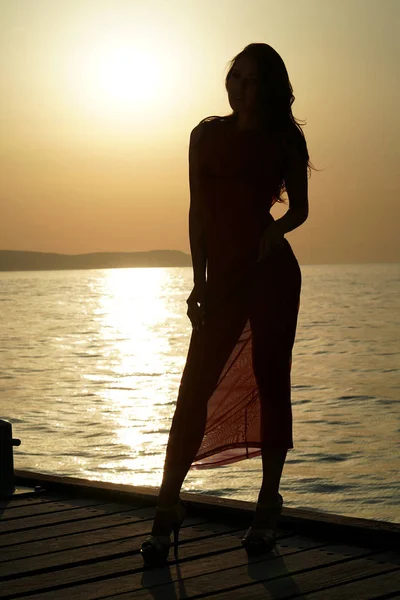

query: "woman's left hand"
(257, 225), (286, 262)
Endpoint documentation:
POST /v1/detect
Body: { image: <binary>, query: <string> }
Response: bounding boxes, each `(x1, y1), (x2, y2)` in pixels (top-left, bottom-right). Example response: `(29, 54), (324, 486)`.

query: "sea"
(1, 263), (399, 524)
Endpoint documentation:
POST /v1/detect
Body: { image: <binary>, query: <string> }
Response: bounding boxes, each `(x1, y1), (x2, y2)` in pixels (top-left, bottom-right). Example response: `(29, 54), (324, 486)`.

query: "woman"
(141, 42), (312, 567)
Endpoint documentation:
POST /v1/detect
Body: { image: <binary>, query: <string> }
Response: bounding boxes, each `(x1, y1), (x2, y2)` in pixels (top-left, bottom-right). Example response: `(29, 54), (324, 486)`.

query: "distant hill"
(0, 250), (192, 272)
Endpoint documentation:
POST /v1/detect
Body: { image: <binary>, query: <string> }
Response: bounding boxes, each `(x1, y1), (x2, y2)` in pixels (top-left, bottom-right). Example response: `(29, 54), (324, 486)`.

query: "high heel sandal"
(241, 493), (283, 556)
(140, 498), (187, 568)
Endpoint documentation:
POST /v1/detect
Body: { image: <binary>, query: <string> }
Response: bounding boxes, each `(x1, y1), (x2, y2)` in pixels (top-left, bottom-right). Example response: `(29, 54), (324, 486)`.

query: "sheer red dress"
(174, 116), (302, 469)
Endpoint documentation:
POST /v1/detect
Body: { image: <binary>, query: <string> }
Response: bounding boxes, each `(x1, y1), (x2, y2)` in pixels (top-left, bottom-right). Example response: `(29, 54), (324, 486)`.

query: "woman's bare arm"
(272, 141), (309, 237)
(188, 123), (207, 287)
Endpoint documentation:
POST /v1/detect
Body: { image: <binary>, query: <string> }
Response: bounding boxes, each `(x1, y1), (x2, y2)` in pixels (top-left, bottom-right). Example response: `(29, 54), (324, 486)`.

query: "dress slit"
(191, 318), (264, 469)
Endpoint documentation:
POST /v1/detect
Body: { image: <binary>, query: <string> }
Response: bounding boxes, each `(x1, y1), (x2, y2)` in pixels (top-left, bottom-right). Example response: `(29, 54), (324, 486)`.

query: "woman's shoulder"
(198, 115), (227, 127)
(194, 115), (226, 133)
(190, 115), (226, 147)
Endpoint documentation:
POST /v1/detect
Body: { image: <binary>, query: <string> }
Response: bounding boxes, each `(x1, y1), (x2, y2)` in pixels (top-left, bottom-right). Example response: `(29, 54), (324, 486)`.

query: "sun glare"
(73, 32), (179, 118)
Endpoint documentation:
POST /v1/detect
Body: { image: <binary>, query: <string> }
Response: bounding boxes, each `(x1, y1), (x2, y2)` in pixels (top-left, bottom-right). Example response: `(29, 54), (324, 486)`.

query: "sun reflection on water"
(99, 267), (170, 372)
(93, 267), (185, 486)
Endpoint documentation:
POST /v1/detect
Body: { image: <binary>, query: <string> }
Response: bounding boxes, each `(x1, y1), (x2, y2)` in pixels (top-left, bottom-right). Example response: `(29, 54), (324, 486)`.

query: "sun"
(96, 43), (161, 105)
(73, 32), (179, 119)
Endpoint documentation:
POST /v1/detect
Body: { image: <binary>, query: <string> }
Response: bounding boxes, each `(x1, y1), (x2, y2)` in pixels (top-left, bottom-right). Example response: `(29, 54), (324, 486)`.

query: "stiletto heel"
(241, 493), (283, 556)
(140, 498), (186, 568)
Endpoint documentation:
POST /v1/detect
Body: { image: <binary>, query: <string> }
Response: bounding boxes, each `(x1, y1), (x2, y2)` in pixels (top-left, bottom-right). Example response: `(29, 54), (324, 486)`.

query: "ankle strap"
(256, 494), (283, 510)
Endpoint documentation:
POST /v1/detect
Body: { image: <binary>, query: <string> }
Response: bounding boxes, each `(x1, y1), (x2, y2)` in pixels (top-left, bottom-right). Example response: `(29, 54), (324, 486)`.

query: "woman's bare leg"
(250, 248), (301, 506)
(156, 305), (248, 509)
(157, 401), (208, 507)
(257, 447), (287, 504)
(250, 328), (294, 505)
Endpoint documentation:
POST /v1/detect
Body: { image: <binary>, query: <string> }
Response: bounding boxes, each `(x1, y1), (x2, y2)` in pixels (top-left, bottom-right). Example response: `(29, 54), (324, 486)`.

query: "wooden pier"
(0, 470), (398, 599)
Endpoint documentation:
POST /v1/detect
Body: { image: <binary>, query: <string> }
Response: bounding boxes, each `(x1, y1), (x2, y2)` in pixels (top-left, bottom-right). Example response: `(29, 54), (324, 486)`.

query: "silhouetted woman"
(141, 43), (312, 567)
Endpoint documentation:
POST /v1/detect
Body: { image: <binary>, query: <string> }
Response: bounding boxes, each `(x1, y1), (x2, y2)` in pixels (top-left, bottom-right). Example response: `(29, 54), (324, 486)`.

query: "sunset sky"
(1, 0), (399, 264)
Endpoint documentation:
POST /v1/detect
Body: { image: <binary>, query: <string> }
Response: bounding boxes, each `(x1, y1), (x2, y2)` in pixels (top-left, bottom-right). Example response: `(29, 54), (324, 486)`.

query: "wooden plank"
(195, 552), (400, 599)
(118, 546), (395, 600)
(0, 517), (228, 578)
(0, 506), (155, 548)
(14, 471), (161, 507)
(198, 570), (400, 600)
(305, 568), (400, 599)
(0, 500), (155, 535)
(0, 536), (364, 600)
(0, 520), (137, 563)
(103, 548), (398, 600)
(213, 567), (400, 600)
(0, 494), (71, 511)
(0, 498), (117, 521)
(0, 513), (210, 563)
(14, 471), (400, 549)
(0, 531), (316, 598)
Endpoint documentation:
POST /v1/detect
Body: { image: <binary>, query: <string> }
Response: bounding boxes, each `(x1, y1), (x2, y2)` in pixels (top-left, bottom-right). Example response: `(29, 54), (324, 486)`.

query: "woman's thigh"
(176, 294), (249, 408)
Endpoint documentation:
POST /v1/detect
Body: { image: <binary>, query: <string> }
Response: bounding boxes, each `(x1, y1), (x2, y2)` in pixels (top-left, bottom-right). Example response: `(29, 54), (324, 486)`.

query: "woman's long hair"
(207, 43), (316, 204)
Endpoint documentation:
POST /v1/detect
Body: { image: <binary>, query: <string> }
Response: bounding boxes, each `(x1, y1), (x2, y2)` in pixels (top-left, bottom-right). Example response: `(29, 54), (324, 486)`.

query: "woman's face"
(227, 55), (261, 116)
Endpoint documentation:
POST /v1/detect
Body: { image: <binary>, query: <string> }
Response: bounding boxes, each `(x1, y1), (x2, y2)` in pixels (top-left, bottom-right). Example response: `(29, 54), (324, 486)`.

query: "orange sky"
(1, 0), (399, 264)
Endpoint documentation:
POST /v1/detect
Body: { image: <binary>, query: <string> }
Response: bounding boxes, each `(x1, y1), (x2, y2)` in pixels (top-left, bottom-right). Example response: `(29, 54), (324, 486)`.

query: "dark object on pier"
(0, 419), (21, 498)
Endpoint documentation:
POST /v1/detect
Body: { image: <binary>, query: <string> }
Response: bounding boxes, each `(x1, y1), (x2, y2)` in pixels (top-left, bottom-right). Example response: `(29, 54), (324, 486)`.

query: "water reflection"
(95, 267), (186, 486)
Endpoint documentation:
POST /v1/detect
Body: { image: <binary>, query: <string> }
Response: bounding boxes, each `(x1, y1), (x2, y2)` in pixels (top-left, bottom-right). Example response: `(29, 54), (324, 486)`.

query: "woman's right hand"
(186, 282), (207, 331)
